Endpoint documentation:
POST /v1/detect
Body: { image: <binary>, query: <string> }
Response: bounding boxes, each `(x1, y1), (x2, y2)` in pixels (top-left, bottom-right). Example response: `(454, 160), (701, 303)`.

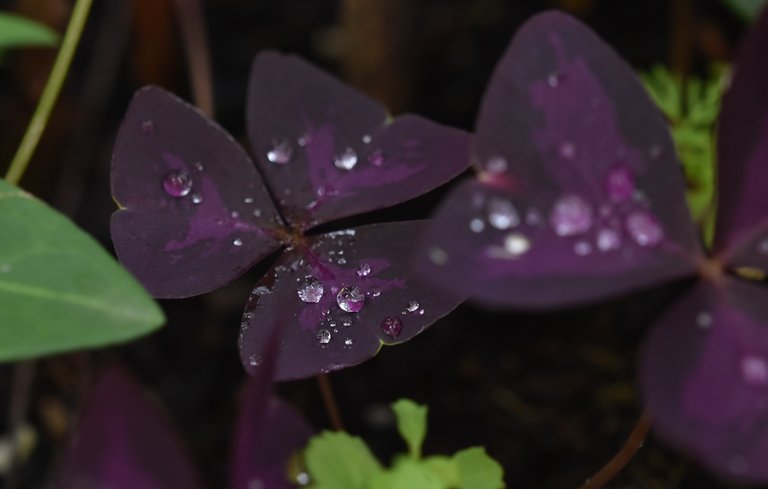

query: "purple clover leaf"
(110, 52), (470, 380)
(414, 8), (768, 482)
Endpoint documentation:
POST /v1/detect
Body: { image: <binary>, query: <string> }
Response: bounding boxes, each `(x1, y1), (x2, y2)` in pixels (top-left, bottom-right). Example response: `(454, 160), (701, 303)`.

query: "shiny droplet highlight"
(162, 170), (193, 197)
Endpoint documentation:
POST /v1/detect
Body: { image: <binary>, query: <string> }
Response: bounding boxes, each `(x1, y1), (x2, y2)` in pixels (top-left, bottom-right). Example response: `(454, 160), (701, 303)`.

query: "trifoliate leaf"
(304, 431), (382, 489)
(453, 447), (505, 489)
(391, 399), (428, 459)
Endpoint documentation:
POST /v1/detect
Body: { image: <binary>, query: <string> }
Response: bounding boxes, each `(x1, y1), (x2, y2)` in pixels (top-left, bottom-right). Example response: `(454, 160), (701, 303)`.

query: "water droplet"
(337, 286), (365, 313)
(596, 228), (621, 252)
(625, 211), (663, 247)
(162, 170), (193, 197)
(368, 149), (384, 167)
(574, 241), (592, 256)
(547, 72), (561, 87)
(485, 156), (508, 174)
(253, 209), (262, 217)
(605, 167), (635, 202)
(337, 257), (347, 265)
(344, 338), (353, 346)
(233, 238), (243, 247)
(559, 142), (576, 159)
(341, 316), (352, 327)
(758, 238), (768, 255)
(244, 196), (254, 204)
(504, 233), (531, 256)
(406, 300), (420, 313)
(231, 211), (240, 219)
(317, 329), (331, 344)
(368, 287), (381, 297)
(696, 311), (712, 329)
(418, 309), (425, 315)
(253, 286), (271, 296)
(469, 218), (485, 233)
(357, 262), (371, 277)
(362, 134), (372, 144)
(428, 247), (448, 265)
(0, 264), (10, 273)
(549, 195), (593, 236)
(487, 198), (519, 230)
(649, 144), (665, 159)
(380, 317), (403, 338)
(190, 193), (203, 204)
(267, 140), (292, 164)
(321, 308), (330, 316)
(193, 161), (204, 171)
(334, 147), (358, 170)
(248, 354), (262, 367)
(296, 472), (310, 486)
(141, 120), (154, 133)
(298, 277), (324, 303)
(741, 355), (768, 384)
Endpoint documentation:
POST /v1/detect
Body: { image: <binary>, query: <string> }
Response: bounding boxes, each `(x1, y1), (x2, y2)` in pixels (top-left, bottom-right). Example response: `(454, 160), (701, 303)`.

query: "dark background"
(0, 0), (753, 487)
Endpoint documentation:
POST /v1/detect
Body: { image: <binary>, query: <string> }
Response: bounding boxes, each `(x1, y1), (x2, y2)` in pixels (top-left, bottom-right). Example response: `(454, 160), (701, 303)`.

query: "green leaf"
(0, 179), (164, 361)
(304, 431), (383, 489)
(368, 458), (445, 489)
(391, 399), (428, 459)
(453, 447), (505, 489)
(422, 456), (460, 487)
(720, 0), (768, 21)
(0, 12), (59, 50)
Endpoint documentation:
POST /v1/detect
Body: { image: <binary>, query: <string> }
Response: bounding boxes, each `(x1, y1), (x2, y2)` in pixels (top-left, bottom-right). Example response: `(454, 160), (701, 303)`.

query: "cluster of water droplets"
(265, 133), (385, 172)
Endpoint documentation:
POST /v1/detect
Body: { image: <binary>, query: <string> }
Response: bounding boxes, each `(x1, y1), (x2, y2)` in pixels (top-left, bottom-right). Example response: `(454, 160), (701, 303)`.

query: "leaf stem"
(317, 374), (345, 431)
(4, 0), (94, 185)
(172, 0), (214, 117)
(5, 360), (36, 489)
(579, 409), (653, 489)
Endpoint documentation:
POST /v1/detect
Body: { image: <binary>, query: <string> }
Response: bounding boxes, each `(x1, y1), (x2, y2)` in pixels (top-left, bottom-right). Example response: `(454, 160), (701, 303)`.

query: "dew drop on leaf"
(162, 170), (193, 197)
(559, 141), (576, 159)
(368, 287), (381, 298)
(380, 317), (403, 338)
(696, 311), (712, 329)
(298, 277), (324, 303)
(504, 233), (530, 256)
(625, 211), (663, 247)
(485, 156), (508, 174)
(334, 147), (358, 170)
(469, 218), (485, 233)
(362, 134), (372, 144)
(233, 238), (243, 247)
(190, 193), (203, 204)
(549, 195), (593, 236)
(341, 316), (352, 327)
(741, 355), (768, 385)
(605, 167), (635, 202)
(574, 240), (592, 256)
(487, 198), (519, 230)
(368, 149), (384, 167)
(337, 286), (365, 313)
(356, 262), (371, 277)
(193, 161), (204, 171)
(596, 228), (621, 252)
(406, 300), (420, 313)
(317, 329), (332, 344)
(141, 120), (154, 133)
(344, 338), (353, 346)
(267, 140), (292, 164)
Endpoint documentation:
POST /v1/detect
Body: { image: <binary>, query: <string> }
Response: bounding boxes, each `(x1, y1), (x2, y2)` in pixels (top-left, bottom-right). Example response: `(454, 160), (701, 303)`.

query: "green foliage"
(641, 65), (728, 244)
(0, 179), (165, 361)
(302, 399), (505, 489)
(0, 11), (59, 53)
(720, 0), (768, 21)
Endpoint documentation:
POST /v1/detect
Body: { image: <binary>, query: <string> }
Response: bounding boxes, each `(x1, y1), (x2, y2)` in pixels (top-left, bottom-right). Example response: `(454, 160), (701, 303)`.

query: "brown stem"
(578, 410), (653, 489)
(172, 0), (214, 117)
(5, 360), (37, 489)
(317, 374), (345, 431)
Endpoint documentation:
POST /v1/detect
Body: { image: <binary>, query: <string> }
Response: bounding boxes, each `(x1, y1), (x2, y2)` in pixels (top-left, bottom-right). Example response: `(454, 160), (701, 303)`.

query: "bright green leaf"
(453, 447), (505, 489)
(721, 0), (767, 21)
(391, 399), (428, 459)
(422, 456), (460, 487)
(305, 431), (383, 489)
(0, 12), (59, 50)
(0, 179), (164, 361)
(368, 458), (445, 489)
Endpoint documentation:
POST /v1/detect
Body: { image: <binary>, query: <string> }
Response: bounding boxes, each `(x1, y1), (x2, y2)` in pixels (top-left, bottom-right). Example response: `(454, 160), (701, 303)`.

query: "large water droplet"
(267, 140), (292, 164)
(163, 170), (193, 197)
(317, 329), (331, 344)
(625, 211), (663, 247)
(741, 355), (768, 384)
(596, 228), (621, 252)
(337, 286), (365, 312)
(380, 317), (403, 338)
(487, 198), (519, 230)
(298, 277), (324, 303)
(605, 167), (635, 202)
(549, 195), (593, 236)
(504, 233), (530, 256)
(334, 147), (358, 170)
(357, 262), (371, 277)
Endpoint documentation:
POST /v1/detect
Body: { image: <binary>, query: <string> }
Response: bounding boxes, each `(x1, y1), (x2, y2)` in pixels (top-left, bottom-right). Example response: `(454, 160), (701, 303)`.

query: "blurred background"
(0, 0), (754, 487)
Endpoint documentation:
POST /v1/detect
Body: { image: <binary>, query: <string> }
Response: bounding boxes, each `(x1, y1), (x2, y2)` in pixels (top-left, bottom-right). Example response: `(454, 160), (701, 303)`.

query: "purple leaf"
(51, 367), (202, 489)
(239, 221), (465, 381)
(713, 9), (768, 269)
(641, 277), (768, 484)
(111, 86), (284, 298)
(247, 51), (471, 231)
(415, 11), (702, 308)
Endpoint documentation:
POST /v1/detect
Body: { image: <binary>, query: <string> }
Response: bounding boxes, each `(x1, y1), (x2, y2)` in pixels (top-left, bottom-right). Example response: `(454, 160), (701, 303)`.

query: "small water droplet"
(742, 355), (768, 384)
(368, 149), (384, 167)
(141, 120), (154, 133)
(504, 233), (531, 256)
(428, 247), (448, 265)
(162, 170), (193, 197)
(380, 317), (403, 338)
(341, 316), (352, 327)
(357, 262), (371, 277)
(267, 140), (292, 164)
(574, 241), (592, 256)
(418, 309), (424, 315)
(193, 161), (204, 172)
(696, 311), (712, 329)
(344, 338), (353, 346)
(625, 211), (663, 247)
(244, 196), (254, 204)
(337, 257), (347, 265)
(758, 238), (768, 255)
(317, 329), (331, 344)
(296, 472), (310, 486)
(334, 147), (358, 170)
(406, 300), (420, 313)
(321, 308), (330, 316)
(253, 209), (262, 217)
(337, 286), (365, 313)
(233, 238), (243, 247)
(549, 195), (593, 236)
(231, 211), (240, 219)
(298, 277), (324, 303)
(596, 228), (621, 252)
(469, 218), (485, 233)
(649, 144), (665, 159)
(485, 156), (508, 174)
(362, 134), (372, 144)
(487, 198), (519, 230)
(559, 142), (576, 159)
(248, 354), (262, 367)
(605, 167), (635, 202)
(547, 73), (560, 87)
(253, 286), (271, 296)
(369, 287), (381, 297)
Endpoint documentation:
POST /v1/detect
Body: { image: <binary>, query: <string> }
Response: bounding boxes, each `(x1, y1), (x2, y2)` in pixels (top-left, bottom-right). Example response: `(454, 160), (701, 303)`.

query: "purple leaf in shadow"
(415, 10), (702, 309)
(50, 367), (203, 489)
(247, 51), (471, 231)
(240, 221), (464, 381)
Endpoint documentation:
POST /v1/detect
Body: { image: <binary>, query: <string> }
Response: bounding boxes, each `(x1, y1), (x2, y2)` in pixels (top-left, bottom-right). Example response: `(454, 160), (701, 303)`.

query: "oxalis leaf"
(304, 431), (383, 489)
(0, 12), (58, 51)
(392, 398), (428, 459)
(0, 179), (164, 361)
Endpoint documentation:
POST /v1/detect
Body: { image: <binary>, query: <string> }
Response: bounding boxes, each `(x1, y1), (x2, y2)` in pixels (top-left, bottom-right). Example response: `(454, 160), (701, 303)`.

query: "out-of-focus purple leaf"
(247, 51), (471, 231)
(415, 11), (702, 308)
(713, 9), (768, 268)
(641, 278), (768, 484)
(111, 86), (284, 298)
(51, 367), (202, 489)
(239, 221), (465, 381)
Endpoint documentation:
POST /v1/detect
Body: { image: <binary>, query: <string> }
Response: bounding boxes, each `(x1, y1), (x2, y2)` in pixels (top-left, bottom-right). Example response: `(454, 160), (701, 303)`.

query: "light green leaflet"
(0, 179), (164, 361)
(0, 12), (59, 52)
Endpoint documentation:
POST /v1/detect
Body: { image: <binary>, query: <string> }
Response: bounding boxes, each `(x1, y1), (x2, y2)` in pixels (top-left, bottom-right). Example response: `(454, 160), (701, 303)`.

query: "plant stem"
(579, 410), (653, 489)
(172, 0), (214, 117)
(317, 374), (345, 431)
(5, 360), (36, 489)
(4, 0), (94, 185)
